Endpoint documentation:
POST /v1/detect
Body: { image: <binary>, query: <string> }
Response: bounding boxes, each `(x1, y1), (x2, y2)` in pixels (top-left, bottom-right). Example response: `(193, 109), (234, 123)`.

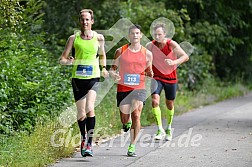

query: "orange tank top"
(117, 44), (147, 92)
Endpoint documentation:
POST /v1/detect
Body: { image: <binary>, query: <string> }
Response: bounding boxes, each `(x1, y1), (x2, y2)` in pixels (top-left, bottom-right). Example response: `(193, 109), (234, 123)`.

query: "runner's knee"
(86, 105), (94, 114)
(131, 111), (141, 121)
(78, 114), (86, 121)
(77, 107), (86, 121)
(166, 100), (174, 110)
(121, 112), (130, 124)
(121, 118), (129, 124)
(152, 98), (159, 107)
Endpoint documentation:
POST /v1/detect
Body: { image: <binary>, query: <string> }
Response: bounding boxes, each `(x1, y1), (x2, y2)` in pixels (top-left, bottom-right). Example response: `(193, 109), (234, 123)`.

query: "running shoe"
(154, 129), (166, 140)
(122, 121), (132, 132)
(165, 128), (172, 141)
(80, 140), (85, 157)
(127, 144), (137, 157)
(83, 145), (93, 157)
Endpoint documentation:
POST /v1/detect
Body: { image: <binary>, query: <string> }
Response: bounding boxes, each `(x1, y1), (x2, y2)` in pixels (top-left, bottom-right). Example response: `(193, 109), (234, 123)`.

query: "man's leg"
(166, 100), (174, 128)
(164, 83), (177, 141)
(130, 99), (143, 144)
(152, 94), (162, 129)
(152, 94), (165, 140)
(151, 80), (165, 139)
(120, 104), (131, 132)
(120, 104), (131, 124)
(127, 99), (143, 157)
(118, 92), (132, 132)
(84, 90), (97, 156)
(76, 98), (87, 157)
(165, 100), (174, 141)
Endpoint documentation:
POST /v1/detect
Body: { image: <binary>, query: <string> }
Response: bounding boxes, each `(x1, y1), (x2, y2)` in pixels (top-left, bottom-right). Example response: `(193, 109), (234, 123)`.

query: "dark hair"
(128, 24), (142, 33)
(79, 9), (94, 20)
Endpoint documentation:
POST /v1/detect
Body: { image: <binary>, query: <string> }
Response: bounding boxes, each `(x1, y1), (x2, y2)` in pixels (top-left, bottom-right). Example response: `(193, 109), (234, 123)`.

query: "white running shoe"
(154, 129), (166, 140)
(165, 128), (173, 141)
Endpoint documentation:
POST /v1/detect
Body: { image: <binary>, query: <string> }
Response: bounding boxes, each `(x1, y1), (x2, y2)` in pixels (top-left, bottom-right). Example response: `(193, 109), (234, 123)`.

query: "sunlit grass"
(0, 121), (75, 167)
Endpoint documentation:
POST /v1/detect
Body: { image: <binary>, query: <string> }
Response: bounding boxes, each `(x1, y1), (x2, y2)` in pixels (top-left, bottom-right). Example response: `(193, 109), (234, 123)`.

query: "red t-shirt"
(151, 40), (177, 83)
(117, 44), (147, 92)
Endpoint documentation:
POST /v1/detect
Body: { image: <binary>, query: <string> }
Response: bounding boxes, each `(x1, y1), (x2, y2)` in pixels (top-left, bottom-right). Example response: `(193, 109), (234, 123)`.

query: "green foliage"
(168, 0), (252, 80)
(178, 44), (213, 90)
(0, 0), (23, 30)
(118, 0), (188, 39)
(0, 0), (73, 135)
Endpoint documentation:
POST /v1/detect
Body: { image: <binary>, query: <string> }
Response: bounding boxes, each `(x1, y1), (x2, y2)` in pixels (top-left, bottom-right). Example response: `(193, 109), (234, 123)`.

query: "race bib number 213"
(124, 74), (140, 85)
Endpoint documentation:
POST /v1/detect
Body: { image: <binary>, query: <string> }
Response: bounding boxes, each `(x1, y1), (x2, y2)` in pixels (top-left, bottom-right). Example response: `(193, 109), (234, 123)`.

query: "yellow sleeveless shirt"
(72, 31), (100, 79)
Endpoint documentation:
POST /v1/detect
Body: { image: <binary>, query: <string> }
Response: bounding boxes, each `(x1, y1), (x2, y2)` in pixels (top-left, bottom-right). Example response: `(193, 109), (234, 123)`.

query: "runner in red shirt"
(110, 24), (153, 157)
(146, 23), (189, 141)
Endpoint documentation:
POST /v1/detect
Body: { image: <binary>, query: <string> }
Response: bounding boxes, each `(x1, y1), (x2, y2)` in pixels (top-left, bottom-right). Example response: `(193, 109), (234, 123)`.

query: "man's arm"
(59, 35), (75, 65)
(165, 40), (189, 66)
(97, 34), (107, 67)
(109, 48), (121, 81)
(97, 33), (109, 77)
(145, 49), (154, 77)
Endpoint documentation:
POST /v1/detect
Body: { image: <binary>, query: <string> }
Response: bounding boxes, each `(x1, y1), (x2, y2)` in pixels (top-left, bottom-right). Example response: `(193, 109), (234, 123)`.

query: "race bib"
(124, 74), (140, 85)
(76, 65), (93, 77)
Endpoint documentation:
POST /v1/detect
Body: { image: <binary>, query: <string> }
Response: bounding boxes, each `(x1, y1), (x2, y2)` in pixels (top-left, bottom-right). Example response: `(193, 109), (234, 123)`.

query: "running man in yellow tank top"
(59, 9), (109, 157)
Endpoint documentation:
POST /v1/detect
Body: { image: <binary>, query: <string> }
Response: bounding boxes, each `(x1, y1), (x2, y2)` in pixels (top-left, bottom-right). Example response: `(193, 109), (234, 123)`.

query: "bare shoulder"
(113, 46), (123, 59)
(146, 49), (153, 59)
(64, 34), (75, 48)
(66, 34), (76, 44)
(69, 34), (75, 40)
(169, 40), (180, 49)
(115, 47), (122, 54)
(97, 33), (105, 41)
(146, 41), (152, 47)
(146, 41), (153, 50)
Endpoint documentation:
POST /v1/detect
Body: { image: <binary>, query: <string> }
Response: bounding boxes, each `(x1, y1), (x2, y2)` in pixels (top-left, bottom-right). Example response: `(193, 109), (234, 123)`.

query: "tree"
(163, 0), (252, 81)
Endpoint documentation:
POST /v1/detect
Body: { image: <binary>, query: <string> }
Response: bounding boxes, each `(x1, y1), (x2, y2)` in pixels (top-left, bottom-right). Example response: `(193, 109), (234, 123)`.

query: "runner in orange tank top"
(110, 24), (153, 157)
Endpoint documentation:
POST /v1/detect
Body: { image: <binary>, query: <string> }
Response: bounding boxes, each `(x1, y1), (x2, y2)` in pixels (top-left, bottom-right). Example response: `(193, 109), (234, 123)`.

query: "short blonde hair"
(154, 23), (166, 33)
(79, 9), (94, 20)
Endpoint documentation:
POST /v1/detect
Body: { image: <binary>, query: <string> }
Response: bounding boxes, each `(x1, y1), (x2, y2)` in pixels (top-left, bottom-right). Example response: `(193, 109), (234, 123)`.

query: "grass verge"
(0, 122), (74, 167)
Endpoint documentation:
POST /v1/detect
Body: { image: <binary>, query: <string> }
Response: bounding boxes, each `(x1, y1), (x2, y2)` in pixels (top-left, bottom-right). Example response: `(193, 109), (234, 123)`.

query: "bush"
(0, 0), (73, 135)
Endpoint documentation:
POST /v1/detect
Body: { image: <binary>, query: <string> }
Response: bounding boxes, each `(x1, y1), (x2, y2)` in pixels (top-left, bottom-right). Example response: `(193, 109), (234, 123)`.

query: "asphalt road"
(52, 92), (252, 167)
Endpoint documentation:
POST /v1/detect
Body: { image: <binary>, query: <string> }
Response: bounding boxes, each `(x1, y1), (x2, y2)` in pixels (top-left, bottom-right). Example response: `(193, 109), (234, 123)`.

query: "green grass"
(0, 80), (251, 167)
(0, 122), (74, 167)
(174, 80), (249, 115)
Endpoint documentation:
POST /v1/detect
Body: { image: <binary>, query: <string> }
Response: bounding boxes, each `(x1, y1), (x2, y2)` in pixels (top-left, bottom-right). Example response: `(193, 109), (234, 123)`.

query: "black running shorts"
(71, 78), (100, 102)
(151, 79), (177, 100)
